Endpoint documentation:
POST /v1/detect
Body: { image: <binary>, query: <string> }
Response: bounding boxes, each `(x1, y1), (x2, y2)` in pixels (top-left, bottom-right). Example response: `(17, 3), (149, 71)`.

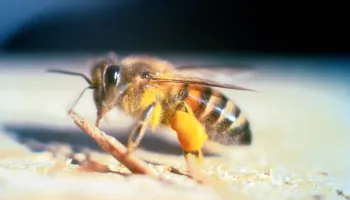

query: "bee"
(47, 54), (255, 166)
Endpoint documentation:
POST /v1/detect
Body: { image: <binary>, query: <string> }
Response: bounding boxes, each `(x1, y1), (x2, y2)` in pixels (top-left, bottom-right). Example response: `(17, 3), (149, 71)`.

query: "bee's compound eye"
(105, 65), (120, 86)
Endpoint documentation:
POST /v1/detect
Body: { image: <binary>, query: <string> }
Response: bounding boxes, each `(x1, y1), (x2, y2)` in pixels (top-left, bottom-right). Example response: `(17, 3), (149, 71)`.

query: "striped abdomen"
(181, 84), (252, 146)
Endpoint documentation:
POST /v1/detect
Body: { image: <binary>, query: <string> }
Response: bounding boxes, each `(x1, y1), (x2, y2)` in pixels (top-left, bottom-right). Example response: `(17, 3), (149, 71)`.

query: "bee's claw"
(184, 150), (204, 171)
(123, 149), (133, 158)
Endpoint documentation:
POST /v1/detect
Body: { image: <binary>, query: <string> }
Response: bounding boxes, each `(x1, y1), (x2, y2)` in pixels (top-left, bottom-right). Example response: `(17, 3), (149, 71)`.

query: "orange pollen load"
(170, 111), (208, 152)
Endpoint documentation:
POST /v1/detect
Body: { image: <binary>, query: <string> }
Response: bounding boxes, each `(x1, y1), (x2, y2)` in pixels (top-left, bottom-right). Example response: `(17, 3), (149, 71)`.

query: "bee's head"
(91, 61), (123, 125)
(47, 57), (123, 127)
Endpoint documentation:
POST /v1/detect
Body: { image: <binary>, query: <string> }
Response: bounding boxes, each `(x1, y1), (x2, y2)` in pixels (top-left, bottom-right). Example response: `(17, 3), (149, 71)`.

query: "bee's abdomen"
(185, 86), (252, 146)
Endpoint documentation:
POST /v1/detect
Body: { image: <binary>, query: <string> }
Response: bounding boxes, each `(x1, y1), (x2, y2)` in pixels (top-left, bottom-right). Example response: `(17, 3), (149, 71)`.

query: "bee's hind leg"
(184, 150), (204, 170)
(170, 110), (208, 170)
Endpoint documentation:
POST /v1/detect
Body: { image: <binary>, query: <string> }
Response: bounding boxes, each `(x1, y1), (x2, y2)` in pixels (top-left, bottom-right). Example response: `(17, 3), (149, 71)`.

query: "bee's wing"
(147, 74), (257, 92)
(174, 63), (255, 79)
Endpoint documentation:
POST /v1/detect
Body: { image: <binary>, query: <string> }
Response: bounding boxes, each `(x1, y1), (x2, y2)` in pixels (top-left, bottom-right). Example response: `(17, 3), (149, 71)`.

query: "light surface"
(0, 54), (349, 200)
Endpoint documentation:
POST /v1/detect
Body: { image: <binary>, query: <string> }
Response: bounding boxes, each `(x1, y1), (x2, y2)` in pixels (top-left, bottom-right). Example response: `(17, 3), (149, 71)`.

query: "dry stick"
(69, 111), (241, 199)
(69, 111), (155, 176)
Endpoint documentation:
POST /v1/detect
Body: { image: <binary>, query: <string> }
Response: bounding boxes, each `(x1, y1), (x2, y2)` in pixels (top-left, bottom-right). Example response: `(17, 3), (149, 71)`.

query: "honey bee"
(48, 54), (255, 166)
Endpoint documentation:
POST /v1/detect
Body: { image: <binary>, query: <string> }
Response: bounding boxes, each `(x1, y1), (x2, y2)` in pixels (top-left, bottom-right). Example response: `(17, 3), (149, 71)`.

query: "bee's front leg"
(170, 110), (208, 170)
(127, 102), (161, 153)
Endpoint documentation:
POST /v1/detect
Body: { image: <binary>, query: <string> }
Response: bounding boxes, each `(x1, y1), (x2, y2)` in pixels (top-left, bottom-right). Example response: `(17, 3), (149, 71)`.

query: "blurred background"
(0, 0), (348, 56)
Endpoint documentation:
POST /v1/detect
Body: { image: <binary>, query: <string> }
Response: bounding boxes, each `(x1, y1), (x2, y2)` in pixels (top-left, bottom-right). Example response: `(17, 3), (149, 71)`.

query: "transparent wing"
(150, 75), (256, 91)
(174, 63), (256, 80)
(142, 66), (257, 92)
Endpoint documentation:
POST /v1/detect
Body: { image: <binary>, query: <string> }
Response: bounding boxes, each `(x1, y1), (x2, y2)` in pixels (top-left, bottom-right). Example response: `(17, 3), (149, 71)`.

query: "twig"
(69, 111), (155, 176)
(143, 159), (193, 178)
(68, 111), (242, 199)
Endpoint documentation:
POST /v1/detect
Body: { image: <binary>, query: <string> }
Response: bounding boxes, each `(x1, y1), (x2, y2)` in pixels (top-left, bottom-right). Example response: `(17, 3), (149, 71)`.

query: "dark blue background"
(0, 0), (348, 55)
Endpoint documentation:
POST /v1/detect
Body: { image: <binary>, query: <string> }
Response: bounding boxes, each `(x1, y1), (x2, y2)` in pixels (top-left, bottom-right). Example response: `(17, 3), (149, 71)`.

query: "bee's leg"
(184, 150), (204, 169)
(170, 110), (208, 169)
(127, 121), (148, 153)
(127, 102), (161, 153)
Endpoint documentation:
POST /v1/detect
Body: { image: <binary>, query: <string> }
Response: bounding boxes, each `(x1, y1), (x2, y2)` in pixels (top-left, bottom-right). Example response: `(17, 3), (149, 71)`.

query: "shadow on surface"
(3, 124), (218, 156)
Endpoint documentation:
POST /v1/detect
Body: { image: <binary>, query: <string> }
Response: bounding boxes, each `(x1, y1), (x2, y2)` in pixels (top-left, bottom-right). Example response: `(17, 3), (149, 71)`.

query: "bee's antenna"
(68, 86), (94, 114)
(47, 69), (94, 113)
(47, 69), (93, 86)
